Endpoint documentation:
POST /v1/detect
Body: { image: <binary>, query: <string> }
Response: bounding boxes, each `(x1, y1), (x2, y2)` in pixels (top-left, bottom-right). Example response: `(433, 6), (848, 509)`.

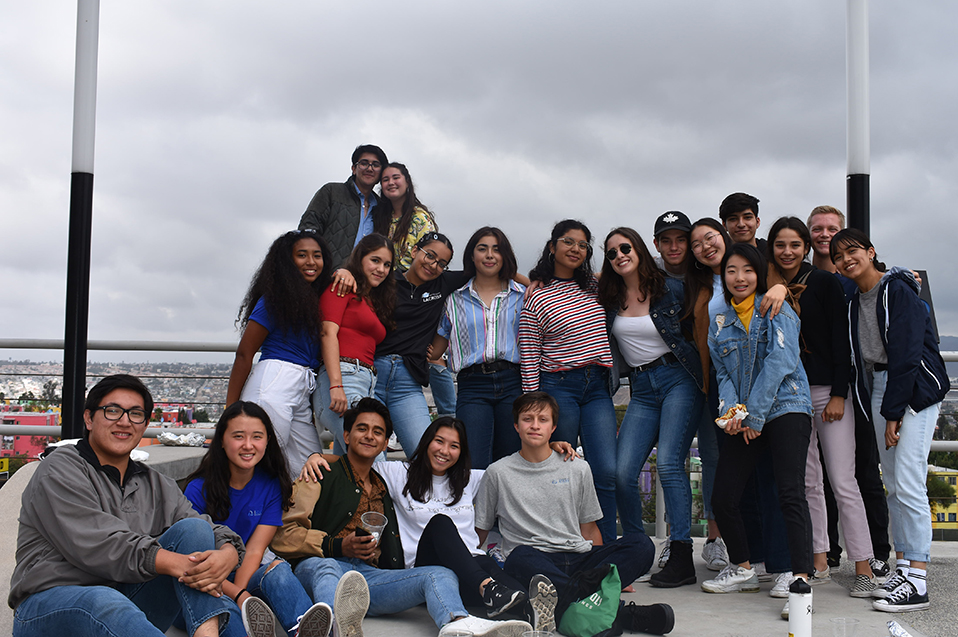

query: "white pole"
(847, 0), (870, 231)
(72, 0), (99, 173)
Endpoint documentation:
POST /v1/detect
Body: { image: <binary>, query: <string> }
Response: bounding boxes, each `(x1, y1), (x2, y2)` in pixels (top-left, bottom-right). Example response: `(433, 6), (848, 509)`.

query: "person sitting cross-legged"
(475, 391), (675, 635)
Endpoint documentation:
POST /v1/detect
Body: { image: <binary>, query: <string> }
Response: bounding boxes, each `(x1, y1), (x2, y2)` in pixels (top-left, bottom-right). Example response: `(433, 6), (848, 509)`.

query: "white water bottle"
(787, 577), (812, 637)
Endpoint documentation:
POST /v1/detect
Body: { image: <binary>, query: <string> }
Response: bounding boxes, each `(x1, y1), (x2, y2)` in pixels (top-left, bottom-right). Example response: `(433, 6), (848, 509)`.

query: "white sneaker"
(242, 596), (279, 637)
(657, 541), (671, 569)
(333, 571), (369, 637)
(439, 615), (533, 636)
(752, 562), (772, 583)
(781, 599), (789, 620)
(809, 567), (832, 585)
(701, 565), (760, 593)
(295, 601), (332, 637)
(701, 538), (729, 572)
(769, 571), (794, 598)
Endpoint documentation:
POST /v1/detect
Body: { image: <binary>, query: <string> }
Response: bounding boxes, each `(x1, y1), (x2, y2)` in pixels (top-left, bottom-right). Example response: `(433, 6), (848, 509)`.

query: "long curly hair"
(186, 401), (293, 523)
(374, 163), (436, 254)
(682, 218), (732, 320)
(597, 227), (666, 310)
(528, 219), (594, 291)
(237, 230), (332, 343)
(341, 233), (397, 330)
(403, 417), (472, 506)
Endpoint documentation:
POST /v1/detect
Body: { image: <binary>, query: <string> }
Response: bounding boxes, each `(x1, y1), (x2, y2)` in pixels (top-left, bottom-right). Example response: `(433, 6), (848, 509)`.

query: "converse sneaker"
(439, 615), (532, 636)
(809, 567), (831, 585)
(294, 602), (332, 637)
(333, 570), (369, 637)
(849, 574), (877, 598)
(869, 557), (890, 582)
(701, 537), (730, 572)
(752, 561), (772, 583)
(780, 599), (789, 620)
(769, 571), (794, 598)
(482, 579), (527, 618)
(872, 569), (908, 599)
(528, 574), (557, 632)
(657, 540), (671, 569)
(242, 596), (278, 637)
(617, 601), (675, 635)
(701, 564), (760, 593)
(872, 580), (930, 613)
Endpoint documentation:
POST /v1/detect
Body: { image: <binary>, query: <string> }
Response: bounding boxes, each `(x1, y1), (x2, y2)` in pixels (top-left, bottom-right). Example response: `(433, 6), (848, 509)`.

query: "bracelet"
(234, 588), (248, 603)
(330, 385), (344, 390)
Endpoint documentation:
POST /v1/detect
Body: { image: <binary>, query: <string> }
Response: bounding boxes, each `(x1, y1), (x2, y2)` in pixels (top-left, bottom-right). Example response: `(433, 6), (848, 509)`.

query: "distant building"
(930, 465), (958, 530)
(0, 412), (59, 459)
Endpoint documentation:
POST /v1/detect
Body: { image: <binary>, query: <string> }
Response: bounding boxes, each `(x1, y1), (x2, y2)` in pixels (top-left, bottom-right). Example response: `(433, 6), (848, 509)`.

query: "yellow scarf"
(732, 294), (756, 332)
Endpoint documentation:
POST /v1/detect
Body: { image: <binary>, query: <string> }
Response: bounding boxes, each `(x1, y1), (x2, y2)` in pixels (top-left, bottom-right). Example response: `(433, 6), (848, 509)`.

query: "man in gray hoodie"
(8, 374), (245, 637)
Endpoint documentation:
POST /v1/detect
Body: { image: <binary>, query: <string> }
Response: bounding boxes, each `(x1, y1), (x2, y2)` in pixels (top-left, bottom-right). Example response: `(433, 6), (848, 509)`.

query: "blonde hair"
(807, 205), (845, 229)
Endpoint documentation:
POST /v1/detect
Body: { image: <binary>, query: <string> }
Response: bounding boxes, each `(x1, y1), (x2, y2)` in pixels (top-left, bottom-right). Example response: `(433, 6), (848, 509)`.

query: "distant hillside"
(940, 335), (958, 377)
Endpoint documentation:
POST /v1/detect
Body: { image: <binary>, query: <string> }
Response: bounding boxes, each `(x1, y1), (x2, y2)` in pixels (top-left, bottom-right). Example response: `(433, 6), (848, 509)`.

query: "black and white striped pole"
(62, 0), (99, 438)
(847, 0), (869, 233)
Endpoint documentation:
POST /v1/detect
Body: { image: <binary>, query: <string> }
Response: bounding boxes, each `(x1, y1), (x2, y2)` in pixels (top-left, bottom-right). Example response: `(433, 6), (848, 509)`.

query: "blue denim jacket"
(608, 277), (705, 394)
(708, 293), (812, 432)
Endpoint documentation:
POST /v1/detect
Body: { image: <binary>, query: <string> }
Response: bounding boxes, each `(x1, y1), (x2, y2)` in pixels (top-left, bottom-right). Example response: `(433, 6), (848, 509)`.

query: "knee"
(424, 514), (456, 535)
(165, 517), (215, 551)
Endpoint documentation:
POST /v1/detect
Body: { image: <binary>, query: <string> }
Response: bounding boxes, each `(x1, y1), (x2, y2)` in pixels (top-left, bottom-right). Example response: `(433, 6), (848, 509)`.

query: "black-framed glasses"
(557, 236), (590, 251)
(421, 249), (449, 271)
(606, 243), (633, 261)
(97, 405), (148, 425)
(356, 160), (382, 170)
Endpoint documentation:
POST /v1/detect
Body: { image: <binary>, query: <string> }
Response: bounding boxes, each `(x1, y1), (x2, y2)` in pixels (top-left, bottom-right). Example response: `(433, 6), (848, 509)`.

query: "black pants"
(712, 413), (814, 575)
(415, 514), (523, 607)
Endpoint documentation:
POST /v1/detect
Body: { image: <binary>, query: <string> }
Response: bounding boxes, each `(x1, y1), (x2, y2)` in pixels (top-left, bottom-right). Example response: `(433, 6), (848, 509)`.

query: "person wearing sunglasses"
(598, 227), (707, 587)
(299, 144), (389, 269)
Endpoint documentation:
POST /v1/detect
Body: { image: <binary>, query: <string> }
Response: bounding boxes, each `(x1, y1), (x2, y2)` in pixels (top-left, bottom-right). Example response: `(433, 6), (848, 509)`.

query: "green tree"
(193, 408), (210, 423)
(18, 391), (36, 402)
(40, 380), (60, 403)
(927, 473), (956, 513)
(928, 451), (958, 471)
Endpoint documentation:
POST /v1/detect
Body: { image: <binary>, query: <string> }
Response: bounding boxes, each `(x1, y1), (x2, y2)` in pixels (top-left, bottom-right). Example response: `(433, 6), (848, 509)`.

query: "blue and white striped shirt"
(437, 278), (525, 372)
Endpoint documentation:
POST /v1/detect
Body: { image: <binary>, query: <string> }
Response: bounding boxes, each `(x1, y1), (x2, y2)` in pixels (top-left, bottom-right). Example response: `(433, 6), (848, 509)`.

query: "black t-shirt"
(376, 269), (470, 386)
(791, 264), (851, 396)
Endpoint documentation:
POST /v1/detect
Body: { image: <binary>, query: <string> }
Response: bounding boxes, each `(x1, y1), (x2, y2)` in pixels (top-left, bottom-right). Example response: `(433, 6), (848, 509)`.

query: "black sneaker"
(528, 574), (557, 632)
(872, 580), (929, 613)
(482, 579), (527, 618)
(617, 601), (675, 635)
(869, 558), (890, 581)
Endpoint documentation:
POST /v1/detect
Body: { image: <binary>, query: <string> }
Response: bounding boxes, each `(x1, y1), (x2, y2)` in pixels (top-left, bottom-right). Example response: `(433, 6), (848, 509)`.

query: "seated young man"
(475, 391), (674, 635)
(8, 374), (246, 637)
(271, 397), (531, 637)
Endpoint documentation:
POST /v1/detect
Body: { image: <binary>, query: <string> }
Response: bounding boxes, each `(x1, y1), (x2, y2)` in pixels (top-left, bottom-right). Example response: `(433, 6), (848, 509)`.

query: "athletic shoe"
(333, 570), (369, 637)
(752, 562), (772, 583)
(528, 574), (557, 633)
(826, 554), (841, 571)
(780, 599), (789, 620)
(809, 568), (832, 585)
(869, 557), (890, 582)
(701, 565), (760, 593)
(617, 601), (675, 635)
(482, 579), (527, 618)
(872, 580), (930, 613)
(242, 596), (279, 637)
(849, 574), (877, 599)
(387, 433), (403, 453)
(872, 569), (908, 599)
(657, 540), (671, 569)
(636, 569), (653, 583)
(769, 571), (794, 598)
(294, 602), (332, 637)
(439, 615), (532, 636)
(701, 537), (729, 572)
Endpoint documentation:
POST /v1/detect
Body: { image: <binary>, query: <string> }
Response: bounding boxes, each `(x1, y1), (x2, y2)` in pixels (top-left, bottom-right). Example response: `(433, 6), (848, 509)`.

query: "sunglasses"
(605, 243), (633, 261)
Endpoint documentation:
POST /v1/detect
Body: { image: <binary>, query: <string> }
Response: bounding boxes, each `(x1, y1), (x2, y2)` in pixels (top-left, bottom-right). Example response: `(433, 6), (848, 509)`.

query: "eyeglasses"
(690, 232), (720, 253)
(96, 405), (148, 425)
(421, 249), (449, 271)
(606, 243), (633, 261)
(557, 236), (590, 251)
(356, 160), (382, 170)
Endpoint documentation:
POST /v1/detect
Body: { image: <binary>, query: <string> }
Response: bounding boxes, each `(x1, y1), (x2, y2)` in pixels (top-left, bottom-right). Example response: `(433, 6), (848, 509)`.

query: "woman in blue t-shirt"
(186, 401), (331, 637)
(227, 230), (333, 478)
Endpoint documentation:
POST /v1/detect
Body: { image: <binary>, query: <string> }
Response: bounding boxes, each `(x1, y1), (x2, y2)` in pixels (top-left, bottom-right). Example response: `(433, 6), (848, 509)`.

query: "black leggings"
(712, 412), (814, 575)
(415, 514), (524, 606)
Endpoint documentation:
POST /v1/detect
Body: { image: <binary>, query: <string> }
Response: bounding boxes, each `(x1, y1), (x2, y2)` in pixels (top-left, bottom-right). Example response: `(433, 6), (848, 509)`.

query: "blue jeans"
(540, 365), (618, 542)
(429, 362), (458, 416)
(317, 360), (377, 456)
(294, 557), (466, 629)
(374, 355), (432, 455)
(616, 361), (703, 539)
(13, 518), (235, 637)
(249, 560), (315, 637)
(871, 371), (937, 562)
(456, 366), (523, 469)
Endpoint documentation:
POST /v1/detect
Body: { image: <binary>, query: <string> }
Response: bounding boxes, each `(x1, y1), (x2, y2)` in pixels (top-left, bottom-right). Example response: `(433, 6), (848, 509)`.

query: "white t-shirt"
(374, 460), (484, 569)
(611, 314), (671, 367)
(708, 274), (725, 320)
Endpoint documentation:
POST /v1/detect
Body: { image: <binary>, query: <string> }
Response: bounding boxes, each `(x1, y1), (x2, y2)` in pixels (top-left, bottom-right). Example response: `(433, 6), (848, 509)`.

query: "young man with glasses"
(299, 144), (389, 268)
(9, 374), (249, 637)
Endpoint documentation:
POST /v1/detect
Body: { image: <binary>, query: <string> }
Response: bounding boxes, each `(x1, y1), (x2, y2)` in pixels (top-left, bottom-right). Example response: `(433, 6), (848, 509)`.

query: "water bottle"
(788, 577), (812, 637)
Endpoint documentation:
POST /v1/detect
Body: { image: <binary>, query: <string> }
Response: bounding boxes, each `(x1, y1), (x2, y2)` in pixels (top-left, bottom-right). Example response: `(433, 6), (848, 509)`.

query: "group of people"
(7, 144), (949, 637)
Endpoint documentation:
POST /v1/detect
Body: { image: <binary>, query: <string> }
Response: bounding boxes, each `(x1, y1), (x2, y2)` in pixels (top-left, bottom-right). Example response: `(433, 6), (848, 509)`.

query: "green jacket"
(271, 457), (404, 569)
(298, 176), (379, 269)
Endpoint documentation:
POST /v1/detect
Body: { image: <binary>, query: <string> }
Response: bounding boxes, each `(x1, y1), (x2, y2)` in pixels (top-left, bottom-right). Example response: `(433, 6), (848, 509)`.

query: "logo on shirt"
(248, 509), (262, 517)
(421, 292), (442, 303)
(551, 478), (570, 485)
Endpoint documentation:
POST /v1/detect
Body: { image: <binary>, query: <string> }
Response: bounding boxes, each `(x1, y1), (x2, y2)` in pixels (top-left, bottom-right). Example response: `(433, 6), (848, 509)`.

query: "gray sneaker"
(701, 538), (729, 572)
(701, 565), (760, 593)
(295, 602), (332, 637)
(242, 596), (279, 637)
(657, 541), (671, 569)
(334, 570), (369, 637)
(528, 574), (557, 632)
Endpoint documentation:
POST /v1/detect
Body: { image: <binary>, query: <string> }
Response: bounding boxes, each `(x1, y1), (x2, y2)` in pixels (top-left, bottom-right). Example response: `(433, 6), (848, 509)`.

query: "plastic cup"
(360, 511), (387, 543)
(442, 630), (473, 637)
(830, 617), (859, 637)
(522, 632), (554, 637)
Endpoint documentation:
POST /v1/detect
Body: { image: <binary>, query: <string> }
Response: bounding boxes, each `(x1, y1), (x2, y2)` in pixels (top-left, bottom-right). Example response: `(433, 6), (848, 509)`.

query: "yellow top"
(732, 294), (755, 332)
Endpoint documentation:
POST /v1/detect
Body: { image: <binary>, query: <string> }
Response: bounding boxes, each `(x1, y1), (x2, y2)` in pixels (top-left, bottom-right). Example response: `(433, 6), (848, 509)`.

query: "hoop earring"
(549, 253), (555, 263)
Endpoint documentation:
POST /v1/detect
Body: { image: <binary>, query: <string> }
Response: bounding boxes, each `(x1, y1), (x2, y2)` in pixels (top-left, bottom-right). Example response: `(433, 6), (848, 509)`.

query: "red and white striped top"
(518, 277), (613, 392)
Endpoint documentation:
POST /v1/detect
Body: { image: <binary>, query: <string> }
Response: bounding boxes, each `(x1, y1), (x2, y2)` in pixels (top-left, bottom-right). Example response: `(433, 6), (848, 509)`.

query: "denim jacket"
(708, 293), (812, 432)
(608, 277), (705, 394)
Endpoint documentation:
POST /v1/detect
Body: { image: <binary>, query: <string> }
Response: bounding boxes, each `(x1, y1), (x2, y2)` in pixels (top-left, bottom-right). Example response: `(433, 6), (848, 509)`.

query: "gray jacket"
(298, 176), (379, 269)
(8, 442), (244, 610)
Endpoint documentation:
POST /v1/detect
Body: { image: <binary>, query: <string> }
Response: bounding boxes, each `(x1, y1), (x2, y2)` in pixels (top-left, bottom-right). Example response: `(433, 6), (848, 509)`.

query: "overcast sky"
(2, 1), (956, 364)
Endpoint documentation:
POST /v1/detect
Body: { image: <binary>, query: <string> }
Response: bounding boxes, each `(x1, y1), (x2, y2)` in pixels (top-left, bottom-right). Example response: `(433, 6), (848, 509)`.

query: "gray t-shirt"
(474, 451), (603, 557)
(858, 275), (888, 368)
(654, 256), (685, 281)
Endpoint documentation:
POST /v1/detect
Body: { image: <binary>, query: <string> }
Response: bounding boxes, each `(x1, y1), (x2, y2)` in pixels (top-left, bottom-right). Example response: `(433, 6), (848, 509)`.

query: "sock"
(896, 559), (909, 576)
(907, 568), (927, 595)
